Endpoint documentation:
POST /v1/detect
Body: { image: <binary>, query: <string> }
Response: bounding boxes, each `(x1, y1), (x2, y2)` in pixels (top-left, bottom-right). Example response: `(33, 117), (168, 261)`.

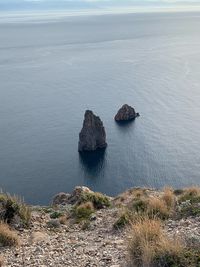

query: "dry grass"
(0, 223), (19, 247)
(184, 186), (200, 195)
(162, 187), (175, 209)
(128, 218), (182, 267)
(147, 197), (170, 220)
(59, 215), (68, 225)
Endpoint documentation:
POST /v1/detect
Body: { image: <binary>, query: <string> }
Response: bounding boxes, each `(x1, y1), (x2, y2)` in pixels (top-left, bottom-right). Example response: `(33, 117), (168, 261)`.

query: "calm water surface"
(0, 12), (200, 204)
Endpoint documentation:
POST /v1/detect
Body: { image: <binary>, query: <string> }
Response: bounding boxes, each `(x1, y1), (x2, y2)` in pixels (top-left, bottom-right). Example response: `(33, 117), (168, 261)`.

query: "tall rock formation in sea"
(78, 110), (107, 152)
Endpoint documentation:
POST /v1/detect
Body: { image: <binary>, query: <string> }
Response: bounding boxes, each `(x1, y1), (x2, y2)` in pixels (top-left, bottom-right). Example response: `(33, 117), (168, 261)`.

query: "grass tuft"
(128, 217), (200, 267)
(0, 193), (31, 227)
(74, 202), (94, 222)
(162, 187), (175, 209)
(0, 223), (19, 247)
(78, 192), (110, 209)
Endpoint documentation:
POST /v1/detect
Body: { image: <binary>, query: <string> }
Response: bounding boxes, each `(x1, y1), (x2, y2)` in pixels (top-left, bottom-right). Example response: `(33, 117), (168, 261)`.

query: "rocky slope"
(0, 186), (200, 267)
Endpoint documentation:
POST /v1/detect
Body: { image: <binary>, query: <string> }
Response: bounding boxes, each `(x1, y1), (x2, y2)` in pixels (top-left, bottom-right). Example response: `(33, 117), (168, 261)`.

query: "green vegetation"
(113, 209), (134, 229)
(0, 193), (31, 227)
(78, 191), (111, 209)
(50, 211), (64, 219)
(73, 202), (94, 222)
(177, 187), (200, 218)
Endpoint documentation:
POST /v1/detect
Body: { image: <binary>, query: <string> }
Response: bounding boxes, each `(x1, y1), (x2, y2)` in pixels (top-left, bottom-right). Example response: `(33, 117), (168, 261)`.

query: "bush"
(0, 223), (19, 247)
(177, 187), (200, 218)
(179, 202), (200, 218)
(74, 202), (94, 221)
(0, 193), (31, 227)
(131, 199), (147, 213)
(50, 211), (63, 219)
(174, 189), (184, 196)
(178, 187), (200, 204)
(128, 218), (200, 267)
(114, 209), (134, 229)
(162, 187), (175, 209)
(147, 197), (170, 220)
(78, 192), (110, 209)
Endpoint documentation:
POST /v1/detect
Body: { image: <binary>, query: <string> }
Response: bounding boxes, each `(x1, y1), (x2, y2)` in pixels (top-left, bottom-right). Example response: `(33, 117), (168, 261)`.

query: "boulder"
(52, 192), (71, 206)
(67, 186), (92, 205)
(52, 186), (93, 206)
(78, 110), (107, 152)
(115, 104), (139, 122)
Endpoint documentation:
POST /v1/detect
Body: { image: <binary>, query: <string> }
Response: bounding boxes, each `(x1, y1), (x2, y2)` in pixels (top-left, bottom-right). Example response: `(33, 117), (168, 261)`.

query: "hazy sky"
(1, 0), (200, 12)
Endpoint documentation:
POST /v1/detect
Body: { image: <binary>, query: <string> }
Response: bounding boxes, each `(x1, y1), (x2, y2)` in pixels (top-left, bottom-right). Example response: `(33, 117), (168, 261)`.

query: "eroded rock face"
(78, 110), (107, 152)
(52, 192), (70, 206)
(52, 186), (93, 206)
(114, 104), (139, 121)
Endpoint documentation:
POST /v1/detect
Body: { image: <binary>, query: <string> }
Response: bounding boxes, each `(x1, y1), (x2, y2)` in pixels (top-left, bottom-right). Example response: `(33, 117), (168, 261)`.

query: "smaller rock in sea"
(115, 104), (139, 122)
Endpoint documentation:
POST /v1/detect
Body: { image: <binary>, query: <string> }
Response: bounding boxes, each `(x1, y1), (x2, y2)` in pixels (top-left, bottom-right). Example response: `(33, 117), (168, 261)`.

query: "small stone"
(47, 219), (61, 228)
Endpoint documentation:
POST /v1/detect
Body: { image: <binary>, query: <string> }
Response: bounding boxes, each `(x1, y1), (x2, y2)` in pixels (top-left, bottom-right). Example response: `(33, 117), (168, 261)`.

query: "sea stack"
(115, 104), (139, 122)
(78, 110), (107, 152)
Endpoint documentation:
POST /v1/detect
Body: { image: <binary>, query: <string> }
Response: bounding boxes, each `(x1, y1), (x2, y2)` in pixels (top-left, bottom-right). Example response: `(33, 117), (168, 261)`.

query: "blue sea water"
(0, 11), (200, 204)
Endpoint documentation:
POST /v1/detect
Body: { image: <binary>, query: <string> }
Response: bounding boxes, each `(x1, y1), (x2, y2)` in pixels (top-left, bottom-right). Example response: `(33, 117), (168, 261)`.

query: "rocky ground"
(0, 186), (200, 267)
(2, 207), (127, 267)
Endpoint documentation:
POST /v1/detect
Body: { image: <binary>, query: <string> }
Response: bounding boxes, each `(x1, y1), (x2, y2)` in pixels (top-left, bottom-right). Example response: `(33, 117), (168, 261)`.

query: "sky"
(0, 0), (200, 12)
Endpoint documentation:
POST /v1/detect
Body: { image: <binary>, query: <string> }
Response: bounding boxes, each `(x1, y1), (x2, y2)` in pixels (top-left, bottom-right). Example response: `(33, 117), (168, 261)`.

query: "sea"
(1, 10), (200, 204)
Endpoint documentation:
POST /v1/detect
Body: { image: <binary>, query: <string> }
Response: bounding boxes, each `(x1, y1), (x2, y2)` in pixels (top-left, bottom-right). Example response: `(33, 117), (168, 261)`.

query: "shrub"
(78, 192), (110, 209)
(128, 218), (182, 267)
(131, 198), (147, 213)
(0, 193), (31, 227)
(174, 189), (184, 196)
(114, 209), (134, 229)
(178, 187), (200, 204)
(128, 218), (162, 267)
(50, 211), (63, 219)
(74, 202), (94, 221)
(0, 223), (19, 247)
(162, 187), (175, 209)
(179, 202), (200, 218)
(128, 217), (200, 267)
(177, 187), (200, 218)
(147, 197), (170, 220)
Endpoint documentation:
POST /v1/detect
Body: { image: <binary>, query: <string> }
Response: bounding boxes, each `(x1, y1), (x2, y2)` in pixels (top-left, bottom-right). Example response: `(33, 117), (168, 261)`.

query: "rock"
(67, 186), (92, 205)
(78, 110), (107, 152)
(90, 214), (97, 221)
(114, 104), (139, 121)
(52, 192), (71, 206)
(52, 187), (93, 206)
(47, 219), (61, 228)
